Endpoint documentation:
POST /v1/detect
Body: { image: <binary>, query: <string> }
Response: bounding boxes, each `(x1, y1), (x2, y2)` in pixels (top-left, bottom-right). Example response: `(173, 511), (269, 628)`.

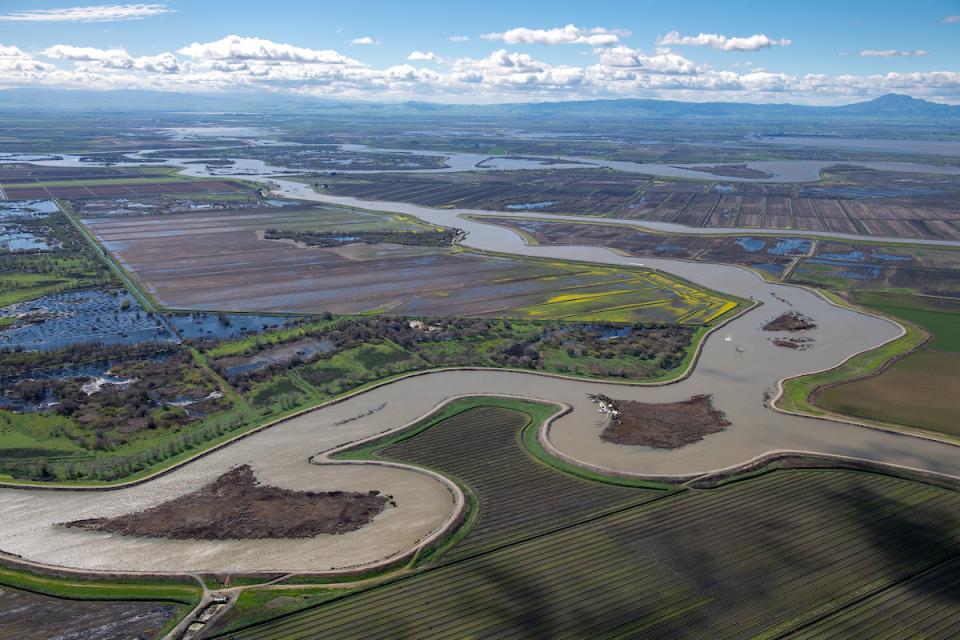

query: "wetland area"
(2, 103), (960, 639)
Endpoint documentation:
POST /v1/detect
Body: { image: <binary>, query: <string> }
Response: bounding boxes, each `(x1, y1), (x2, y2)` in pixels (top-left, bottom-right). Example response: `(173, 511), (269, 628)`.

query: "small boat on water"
(724, 333), (732, 342)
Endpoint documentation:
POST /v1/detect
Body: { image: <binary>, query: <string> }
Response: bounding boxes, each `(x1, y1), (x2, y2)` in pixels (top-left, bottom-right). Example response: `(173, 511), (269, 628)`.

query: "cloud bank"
(657, 31), (791, 52)
(0, 32), (956, 105)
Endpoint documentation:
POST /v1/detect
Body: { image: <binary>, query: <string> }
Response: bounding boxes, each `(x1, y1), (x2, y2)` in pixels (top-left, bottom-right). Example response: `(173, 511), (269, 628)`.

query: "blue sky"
(0, 1), (958, 103)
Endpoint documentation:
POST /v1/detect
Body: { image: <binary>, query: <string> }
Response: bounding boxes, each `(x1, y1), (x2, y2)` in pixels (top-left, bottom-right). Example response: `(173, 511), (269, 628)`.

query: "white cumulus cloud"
(408, 51), (441, 62)
(596, 46), (700, 75)
(482, 24), (625, 46)
(657, 31), (791, 52)
(43, 44), (134, 67)
(350, 36), (378, 46)
(448, 35), (470, 43)
(860, 49), (929, 58)
(0, 4), (171, 23)
(178, 35), (359, 65)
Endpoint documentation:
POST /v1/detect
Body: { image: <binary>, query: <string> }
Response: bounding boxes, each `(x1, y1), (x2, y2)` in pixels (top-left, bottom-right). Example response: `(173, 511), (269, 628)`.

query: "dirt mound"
(64, 465), (390, 540)
(598, 394), (731, 449)
(763, 312), (817, 332)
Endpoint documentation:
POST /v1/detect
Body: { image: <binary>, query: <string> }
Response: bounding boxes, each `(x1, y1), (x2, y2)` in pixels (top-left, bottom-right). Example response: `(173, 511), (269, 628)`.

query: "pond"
(0, 229), (54, 252)
(168, 312), (303, 341)
(0, 200), (58, 219)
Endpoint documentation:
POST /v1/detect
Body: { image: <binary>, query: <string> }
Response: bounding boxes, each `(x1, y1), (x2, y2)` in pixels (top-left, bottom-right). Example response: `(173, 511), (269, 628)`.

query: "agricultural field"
(473, 216), (812, 278)
(0, 163), (255, 199)
(0, 585), (179, 640)
(789, 241), (960, 297)
(80, 204), (739, 323)
(340, 404), (659, 559)
(212, 403), (960, 640)
(474, 216), (960, 296)
(317, 165), (960, 240)
(815, 292), (960, 437)
(0, 560), (200, 640)
(141, 143), (450, 171)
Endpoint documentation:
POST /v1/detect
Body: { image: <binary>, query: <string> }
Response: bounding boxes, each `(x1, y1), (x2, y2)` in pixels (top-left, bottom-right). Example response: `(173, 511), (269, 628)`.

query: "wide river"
(1, 148), (959, 574)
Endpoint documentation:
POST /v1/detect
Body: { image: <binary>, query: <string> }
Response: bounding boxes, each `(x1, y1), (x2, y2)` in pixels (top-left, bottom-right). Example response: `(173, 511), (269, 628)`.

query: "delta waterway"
(1, 147), (959, 574)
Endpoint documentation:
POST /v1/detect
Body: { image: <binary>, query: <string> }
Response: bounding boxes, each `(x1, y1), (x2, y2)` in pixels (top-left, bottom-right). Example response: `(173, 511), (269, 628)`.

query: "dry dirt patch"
(64, 465), (390, 540)
(598, 394), (731, 449)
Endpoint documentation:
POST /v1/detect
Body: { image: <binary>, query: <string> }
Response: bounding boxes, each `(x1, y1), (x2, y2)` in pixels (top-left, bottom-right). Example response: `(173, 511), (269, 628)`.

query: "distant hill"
(0, 88), (957, 121)
(503, 94), (960, 120)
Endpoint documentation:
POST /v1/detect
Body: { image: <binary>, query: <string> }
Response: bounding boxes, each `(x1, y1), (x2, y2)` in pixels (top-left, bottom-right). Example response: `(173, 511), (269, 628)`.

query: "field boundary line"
(769, 287), (960, 447)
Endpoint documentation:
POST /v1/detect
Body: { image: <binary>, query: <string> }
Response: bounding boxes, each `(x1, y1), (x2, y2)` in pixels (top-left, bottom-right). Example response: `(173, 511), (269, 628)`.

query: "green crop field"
(218, 465), (960, 639)
(199, 400), (960, 639)
(815, 292), (960, 437)
(339, 402), (662, 559)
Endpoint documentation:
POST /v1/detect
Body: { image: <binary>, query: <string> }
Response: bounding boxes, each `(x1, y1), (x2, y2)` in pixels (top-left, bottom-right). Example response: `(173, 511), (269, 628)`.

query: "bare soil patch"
(597, 394), (731, 449)
(772, 337), (814, 350)
(763, 311), (817, 332)
(0, 586), (178, 640)
(64, 465), (390, 540)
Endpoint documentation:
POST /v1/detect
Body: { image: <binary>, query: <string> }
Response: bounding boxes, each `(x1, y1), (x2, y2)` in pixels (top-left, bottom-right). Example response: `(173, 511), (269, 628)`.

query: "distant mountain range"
(496, 93), (960, 120)
(0, 88), (957, 121)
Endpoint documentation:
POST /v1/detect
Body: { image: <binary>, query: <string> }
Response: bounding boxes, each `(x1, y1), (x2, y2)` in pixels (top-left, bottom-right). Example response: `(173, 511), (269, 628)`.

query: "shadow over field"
(218, 403), (960, 640)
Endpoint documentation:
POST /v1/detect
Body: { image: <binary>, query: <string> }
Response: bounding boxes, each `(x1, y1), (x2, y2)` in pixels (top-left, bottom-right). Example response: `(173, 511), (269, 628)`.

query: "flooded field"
(0, 586), (180, 640)
(0, 200), (59, 218)
(168, 312), (302, 341)
(0, 289), (175, 352)
(0, 200), (60, 253)
(315, 165), (960, 240)
(756, 136), (960, 157)
(81, 206), (736, 323)
(475, 217), (813, 278)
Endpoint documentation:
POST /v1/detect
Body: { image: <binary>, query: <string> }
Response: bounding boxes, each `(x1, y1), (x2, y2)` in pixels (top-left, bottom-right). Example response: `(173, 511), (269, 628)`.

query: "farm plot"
(81, 206), (738, 324)
(0, 163), (254, 199)
(344, 405), (657, 559)
(814, 292), (960, 437)
(155, 144), (451, 171)
(789, 241), (960, 297)
(472, 217), (809, 278)
(783, 555), (960, 640)
(318, 167), (960, 240)
(0, 586), (180, 640)
(318, 169), (647, 215)
(222, 468), (960, 640)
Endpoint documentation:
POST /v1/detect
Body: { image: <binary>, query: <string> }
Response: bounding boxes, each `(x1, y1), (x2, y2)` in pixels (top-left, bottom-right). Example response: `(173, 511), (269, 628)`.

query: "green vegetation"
(0, 560), (200, 639)
(0, 562), (200, 604)
(210, 587), (352, 636)
(848, 292), (960, 352)
(203, 397), (666, 635)
(0, 209), (116, 307)
(817, 351), (960, 436)
(217, 466), (960, 639)
(812, 292), (960, 438)
(206, 316), (704, 414)
(776, 295), (926, 418)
